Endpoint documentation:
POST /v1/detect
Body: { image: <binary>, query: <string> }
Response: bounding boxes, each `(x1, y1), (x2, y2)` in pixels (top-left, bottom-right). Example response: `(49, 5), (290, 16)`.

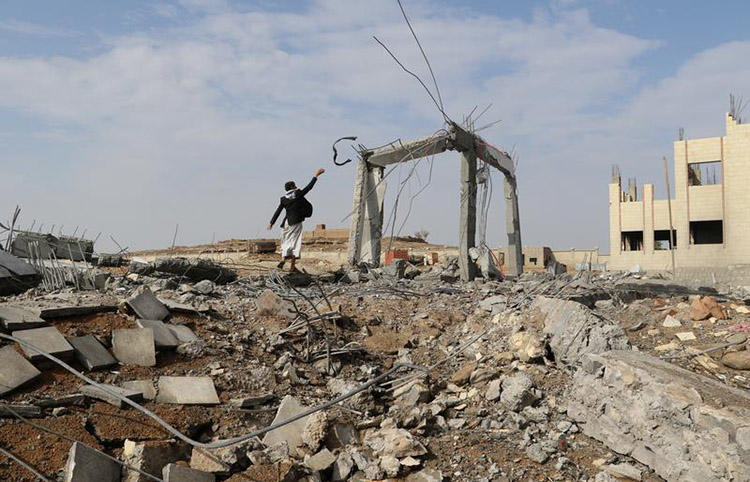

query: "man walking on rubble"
(267, 168), (326, 271)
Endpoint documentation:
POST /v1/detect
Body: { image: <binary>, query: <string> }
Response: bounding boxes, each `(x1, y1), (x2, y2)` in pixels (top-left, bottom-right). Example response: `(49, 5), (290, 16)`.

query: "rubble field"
(2, 252), (750, 482)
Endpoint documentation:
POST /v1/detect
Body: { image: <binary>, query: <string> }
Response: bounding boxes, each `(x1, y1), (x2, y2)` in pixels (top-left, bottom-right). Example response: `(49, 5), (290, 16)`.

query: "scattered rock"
(525, 442), (551, 464)
(123, 439), (187, 482)
(509, 330), (545, 362)
(675, 331), (696, 341)
(722, 350), (750, 370)
(364, 427), (427, 458)
(500, 372), (536, 411)
(332, 452), (354, 481)
(662, 315), (682, 328)
(305, 448), (336, 472)
(394, 381), (432, 407)
(485, 379), (502, 401)
(302, 411), (329, 451)
(255, 289), (295, 318)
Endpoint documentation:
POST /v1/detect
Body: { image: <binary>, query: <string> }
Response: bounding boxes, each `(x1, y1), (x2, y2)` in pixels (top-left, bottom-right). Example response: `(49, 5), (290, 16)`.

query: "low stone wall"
(567, 350), (750, 481)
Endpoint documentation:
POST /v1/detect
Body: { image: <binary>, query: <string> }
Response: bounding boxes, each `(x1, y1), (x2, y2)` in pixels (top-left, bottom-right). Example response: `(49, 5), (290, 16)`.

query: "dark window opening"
(654, 230), (677, 250)
(621, 231), (643, 251)
(690, 220), (723, 244)
(688, 161), (722, 186)
(529, 257), (538, 265)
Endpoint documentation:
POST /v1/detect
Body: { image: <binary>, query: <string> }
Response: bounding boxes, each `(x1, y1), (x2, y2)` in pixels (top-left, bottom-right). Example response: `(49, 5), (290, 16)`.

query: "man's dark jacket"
(269, 177), (317, 227)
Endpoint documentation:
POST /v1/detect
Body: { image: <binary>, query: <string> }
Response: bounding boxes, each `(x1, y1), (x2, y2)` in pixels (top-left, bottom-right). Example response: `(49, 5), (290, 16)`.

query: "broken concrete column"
(347, 160), (385, 267)
(458, 149), (478, 282)
(567, 350), (750, 481)
(347, 159), (368, 267)
(504, 175), (523, 278)
(64, 442), (120, 482)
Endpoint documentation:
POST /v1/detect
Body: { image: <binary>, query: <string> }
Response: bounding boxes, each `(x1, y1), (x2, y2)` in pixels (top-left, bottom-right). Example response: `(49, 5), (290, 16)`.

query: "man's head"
(284, 181), (296, 191)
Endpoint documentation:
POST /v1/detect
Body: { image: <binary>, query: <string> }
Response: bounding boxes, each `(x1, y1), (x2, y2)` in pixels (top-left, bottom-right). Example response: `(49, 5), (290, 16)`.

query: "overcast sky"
(2, 0), (750, 253)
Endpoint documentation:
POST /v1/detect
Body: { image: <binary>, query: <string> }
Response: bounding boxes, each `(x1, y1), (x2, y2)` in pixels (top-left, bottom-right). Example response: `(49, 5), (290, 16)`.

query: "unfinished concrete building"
(608, 113), (750, 271)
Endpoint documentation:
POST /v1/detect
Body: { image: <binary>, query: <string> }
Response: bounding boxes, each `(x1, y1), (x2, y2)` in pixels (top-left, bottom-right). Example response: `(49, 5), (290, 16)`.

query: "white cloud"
(0, 0), (745, 254)
(0, 19), (79, 37)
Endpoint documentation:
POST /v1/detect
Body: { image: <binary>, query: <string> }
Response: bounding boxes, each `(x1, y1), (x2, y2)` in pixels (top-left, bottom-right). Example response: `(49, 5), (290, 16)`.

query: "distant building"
(608, 113), (750, 271)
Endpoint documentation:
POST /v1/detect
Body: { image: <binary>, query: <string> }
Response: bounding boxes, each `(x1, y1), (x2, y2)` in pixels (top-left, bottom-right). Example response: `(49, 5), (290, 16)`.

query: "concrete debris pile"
(1, 261), (750, 481)
(11, 231), (95, 262)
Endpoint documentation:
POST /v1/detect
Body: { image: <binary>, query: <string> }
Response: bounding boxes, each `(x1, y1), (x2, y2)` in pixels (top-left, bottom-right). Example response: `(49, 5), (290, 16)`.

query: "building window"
(621, 231), (643, 251)
(654, 230), (677, 250)
(529, 257), (538, 265)
(690, 220), (723, 244)
(688, 161), (722, 186)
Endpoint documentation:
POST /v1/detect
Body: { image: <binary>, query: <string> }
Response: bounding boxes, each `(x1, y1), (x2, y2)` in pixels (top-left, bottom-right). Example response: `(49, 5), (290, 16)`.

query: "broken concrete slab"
(532, 297), (630, 366)
(0, 250), (41, 296)
(64, 441), (120, 482)
(0, 305), (46, 331)
(160, 299), (210, 315)
(126, 287), (170, 321)
(136, 319), (180, 349)
(162, 463), (215, 482)
(122, 380), (157, 400)
(12, 326), (74, 361)
(68, 335), (117, 370)
(167, 324), (199, 344)
(80, 384), (144, 408)
(112, 328), (156, 367)
(567, 350), (750, 481)
(262, 395), (310, 455)
(155, 376), (219, 405)
(305, 448), (336, 472)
